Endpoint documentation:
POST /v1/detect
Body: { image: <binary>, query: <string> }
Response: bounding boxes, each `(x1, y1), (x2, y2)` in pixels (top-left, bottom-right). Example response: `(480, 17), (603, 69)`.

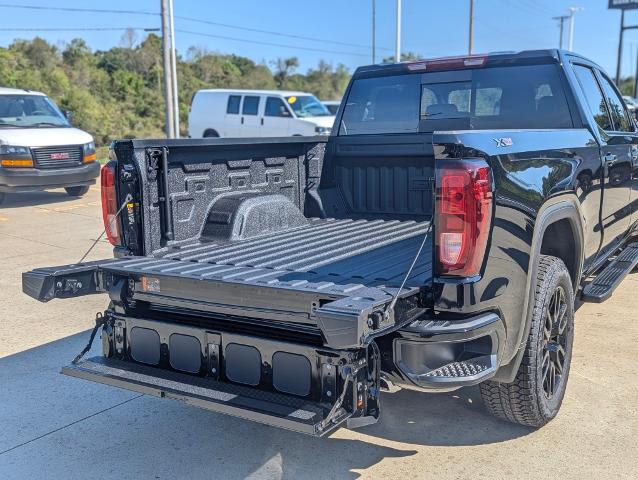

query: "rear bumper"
(379, 312), (506, 392)
(0, 161), (100, 193)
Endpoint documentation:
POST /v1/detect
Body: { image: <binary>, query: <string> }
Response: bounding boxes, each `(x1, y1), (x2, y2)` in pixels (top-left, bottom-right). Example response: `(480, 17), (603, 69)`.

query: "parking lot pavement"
(1, 189), (637, 479)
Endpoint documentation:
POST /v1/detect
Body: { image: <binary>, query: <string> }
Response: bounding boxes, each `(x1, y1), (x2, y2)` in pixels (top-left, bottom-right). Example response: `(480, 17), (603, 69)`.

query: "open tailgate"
(23, 255), (426, 349)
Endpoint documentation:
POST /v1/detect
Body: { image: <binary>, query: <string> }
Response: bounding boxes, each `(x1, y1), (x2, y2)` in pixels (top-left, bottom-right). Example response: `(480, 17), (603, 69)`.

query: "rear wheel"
(65, 186), (90, 197)
(203, 129), (219, 138)
(480, 255), (574, 427)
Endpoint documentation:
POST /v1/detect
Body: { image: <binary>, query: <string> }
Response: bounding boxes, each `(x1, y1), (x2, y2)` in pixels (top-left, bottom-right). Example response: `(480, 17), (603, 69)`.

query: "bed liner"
(156, 217), (432, 288)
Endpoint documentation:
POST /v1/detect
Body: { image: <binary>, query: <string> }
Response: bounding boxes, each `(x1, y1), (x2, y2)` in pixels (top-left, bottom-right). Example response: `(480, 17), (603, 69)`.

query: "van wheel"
(65, 186), (90, 197)
(203, 129), (219, 138)
(479, 255), (574, 427)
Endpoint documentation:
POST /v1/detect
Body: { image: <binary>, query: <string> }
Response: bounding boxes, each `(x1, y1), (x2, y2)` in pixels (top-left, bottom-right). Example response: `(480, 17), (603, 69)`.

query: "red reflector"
(435, 159), (493, 277)
(101, 162), (121, 246)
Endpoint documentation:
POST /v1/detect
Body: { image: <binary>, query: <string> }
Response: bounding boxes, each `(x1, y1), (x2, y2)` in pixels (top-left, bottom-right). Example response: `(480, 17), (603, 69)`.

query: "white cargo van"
(0, 88), (99, 205)
(188, 89), (335, 138)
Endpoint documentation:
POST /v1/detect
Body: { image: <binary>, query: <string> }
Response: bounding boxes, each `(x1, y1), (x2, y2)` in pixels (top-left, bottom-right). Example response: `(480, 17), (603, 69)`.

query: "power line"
(507, 0), (554, 19)
(176, 29), (371, 58)
(517, 0), (556, 16)
(0, 3), (157, 16)
(176, 15), (392, 52)
(0, 27), (159, 32)
(0, 25), (371, 58)
(0, 3), (386, 53)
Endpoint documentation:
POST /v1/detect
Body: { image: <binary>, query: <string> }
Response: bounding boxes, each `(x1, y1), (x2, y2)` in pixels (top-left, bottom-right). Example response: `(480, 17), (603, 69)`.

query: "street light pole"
(160, 0), (175, 138)
(468, 0), (474, 55)
(372, 0), (376, 64)
(616, 9), (625, 86)
(567, 7), (582, 52)
(553, 15), (569, 50)
(168, 0), (179, 138)
(395, 0), (401, 62)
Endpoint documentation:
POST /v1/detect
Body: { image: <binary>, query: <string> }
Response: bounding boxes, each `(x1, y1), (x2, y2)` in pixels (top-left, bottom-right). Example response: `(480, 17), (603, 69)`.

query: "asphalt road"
(1, 188), (637, 479)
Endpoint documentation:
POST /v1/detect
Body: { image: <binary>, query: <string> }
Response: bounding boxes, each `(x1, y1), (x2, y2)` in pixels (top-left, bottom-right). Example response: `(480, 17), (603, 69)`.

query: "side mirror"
(64, 111), (73, 124)
(279, 106), (291, 117)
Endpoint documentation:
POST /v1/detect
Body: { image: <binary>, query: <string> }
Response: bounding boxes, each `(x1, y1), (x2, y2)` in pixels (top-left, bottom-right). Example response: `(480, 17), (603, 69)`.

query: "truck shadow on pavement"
(0, 330), (532, 480)
(0, 191), (83, 208)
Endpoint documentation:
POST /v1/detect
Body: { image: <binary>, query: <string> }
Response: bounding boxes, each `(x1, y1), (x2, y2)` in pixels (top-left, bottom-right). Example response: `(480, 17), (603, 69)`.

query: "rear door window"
(572, 65), (613, 131)
(227, 95), (241, 114)
(242, 96), (260, 115)
(598, 73), (633, 132)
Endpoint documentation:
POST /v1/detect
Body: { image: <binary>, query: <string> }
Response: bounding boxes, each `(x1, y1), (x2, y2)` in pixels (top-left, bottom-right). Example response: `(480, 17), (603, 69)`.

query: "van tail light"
(435, 159), (493, 277)
(101, 162), (121, 246)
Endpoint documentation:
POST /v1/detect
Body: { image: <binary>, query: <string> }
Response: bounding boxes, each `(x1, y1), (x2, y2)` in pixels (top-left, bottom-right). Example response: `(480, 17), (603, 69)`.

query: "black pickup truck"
(23, 50), (638, 435)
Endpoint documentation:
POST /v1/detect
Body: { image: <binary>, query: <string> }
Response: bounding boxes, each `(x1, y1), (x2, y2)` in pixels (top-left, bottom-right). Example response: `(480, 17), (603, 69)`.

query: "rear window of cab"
(339, 64), (573, 135)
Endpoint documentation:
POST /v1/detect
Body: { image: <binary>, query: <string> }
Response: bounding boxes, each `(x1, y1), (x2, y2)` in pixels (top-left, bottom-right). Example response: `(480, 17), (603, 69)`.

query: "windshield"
(0, 94), (70, 128)
(285, 95), (332, 118)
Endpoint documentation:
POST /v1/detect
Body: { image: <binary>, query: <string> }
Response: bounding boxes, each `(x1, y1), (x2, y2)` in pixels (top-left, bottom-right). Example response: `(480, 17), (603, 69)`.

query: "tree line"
(0, 32), (351, 147)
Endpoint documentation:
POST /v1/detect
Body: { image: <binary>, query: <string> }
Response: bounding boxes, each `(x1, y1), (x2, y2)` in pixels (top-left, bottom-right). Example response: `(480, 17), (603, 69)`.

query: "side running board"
(582, 243), (638, 303)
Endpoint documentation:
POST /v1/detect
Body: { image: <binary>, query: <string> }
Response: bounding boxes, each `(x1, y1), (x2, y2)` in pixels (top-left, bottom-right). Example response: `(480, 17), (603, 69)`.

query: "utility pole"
(372, 0), (376, 63)
(168, 0), (179, 138)
(468, 0), (474, 55)
(567, 7), (582, 52)
(616, 9), (625, 86)
(160, 0), (175, 138)
(553, 15), (569, 49)
(395, 0), (401, 62)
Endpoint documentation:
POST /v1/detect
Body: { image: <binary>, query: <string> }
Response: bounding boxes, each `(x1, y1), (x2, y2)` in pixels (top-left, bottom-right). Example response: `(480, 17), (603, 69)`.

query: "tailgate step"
(63, 357), (348, 436)
(581, 243), (638, 303)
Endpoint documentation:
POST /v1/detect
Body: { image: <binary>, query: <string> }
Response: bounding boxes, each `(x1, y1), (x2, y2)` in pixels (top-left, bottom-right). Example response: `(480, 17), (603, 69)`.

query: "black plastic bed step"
(581, 243), (638, 303)
(62, 357), (349, 436)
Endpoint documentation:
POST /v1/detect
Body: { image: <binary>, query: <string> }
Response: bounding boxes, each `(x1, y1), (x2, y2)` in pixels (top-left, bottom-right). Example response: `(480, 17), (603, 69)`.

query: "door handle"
(603, 153), (617, 164)
(261, 118), (264, 126)
(241, 117), (244, 125)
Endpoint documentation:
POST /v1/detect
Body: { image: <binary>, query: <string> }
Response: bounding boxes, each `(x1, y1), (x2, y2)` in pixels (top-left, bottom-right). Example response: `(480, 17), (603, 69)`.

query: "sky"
(0, 0), (636, 78)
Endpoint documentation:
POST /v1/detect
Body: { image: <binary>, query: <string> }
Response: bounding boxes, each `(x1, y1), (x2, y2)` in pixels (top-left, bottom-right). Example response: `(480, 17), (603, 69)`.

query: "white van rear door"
(261, 96), (292, 137)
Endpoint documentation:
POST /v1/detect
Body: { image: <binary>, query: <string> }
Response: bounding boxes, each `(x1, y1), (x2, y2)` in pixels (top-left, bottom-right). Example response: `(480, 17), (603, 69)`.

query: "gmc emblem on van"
(50, 152), (70, 160)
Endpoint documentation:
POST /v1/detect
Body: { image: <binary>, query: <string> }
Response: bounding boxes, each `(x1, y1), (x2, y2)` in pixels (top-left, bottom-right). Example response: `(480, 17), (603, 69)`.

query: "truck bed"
(153, 217), (432, 289)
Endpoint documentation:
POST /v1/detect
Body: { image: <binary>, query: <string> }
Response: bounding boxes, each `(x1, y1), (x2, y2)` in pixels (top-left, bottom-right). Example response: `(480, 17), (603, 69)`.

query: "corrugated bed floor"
(157, 218), (432, 287)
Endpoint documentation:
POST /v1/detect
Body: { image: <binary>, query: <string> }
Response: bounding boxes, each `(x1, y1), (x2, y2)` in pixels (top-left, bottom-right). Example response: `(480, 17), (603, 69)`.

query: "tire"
(480, 255), (575, 427)
(203, 129), (219, 138)
(65, 186), (90, 197)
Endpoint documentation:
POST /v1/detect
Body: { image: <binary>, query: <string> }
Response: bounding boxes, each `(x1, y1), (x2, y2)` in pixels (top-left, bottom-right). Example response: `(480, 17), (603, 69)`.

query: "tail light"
(101, 162), (121, 246)
(435, 159), (493, 277)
